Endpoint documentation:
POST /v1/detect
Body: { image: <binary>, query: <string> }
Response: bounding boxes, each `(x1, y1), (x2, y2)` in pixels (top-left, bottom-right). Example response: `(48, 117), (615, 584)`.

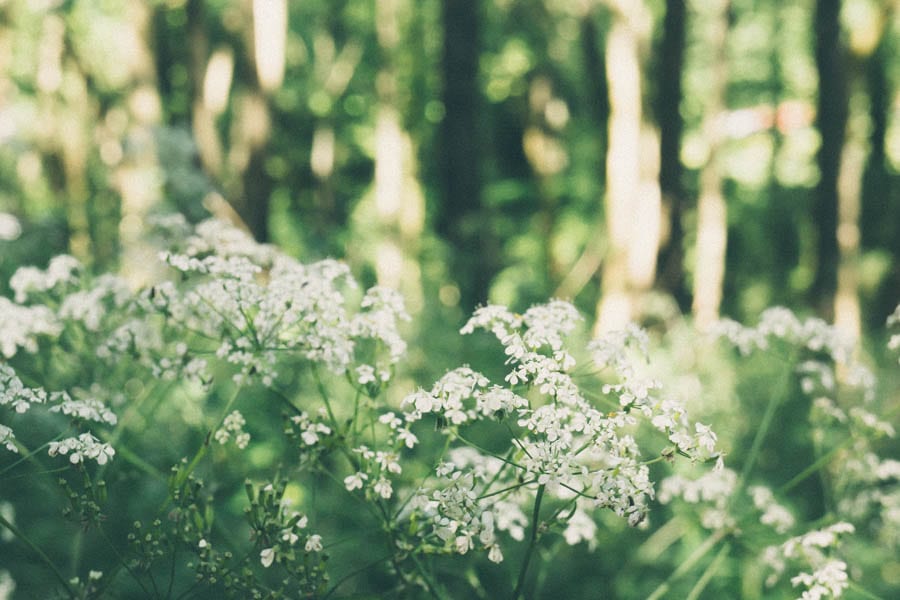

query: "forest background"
(1, 0), (898, 333)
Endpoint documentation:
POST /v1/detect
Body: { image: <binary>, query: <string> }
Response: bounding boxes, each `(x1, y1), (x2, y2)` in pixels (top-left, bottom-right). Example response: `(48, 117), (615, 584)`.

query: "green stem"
(171, 383), (243, 495)
(732, 355), (796, 505)
(454, 432), (525, 471)
(408, 551), (448, 600)
(321, 554), (394, 600)
(512, 483), (546, 600)
(0, 512), (77, 598)
(645, 527), (729, 600)
(478, 479), (539, 500)
(779, 435), (854, 494)
(311, 366), (341, 436)
(685, 542), (731, 600)
(847, 581), (887, 600)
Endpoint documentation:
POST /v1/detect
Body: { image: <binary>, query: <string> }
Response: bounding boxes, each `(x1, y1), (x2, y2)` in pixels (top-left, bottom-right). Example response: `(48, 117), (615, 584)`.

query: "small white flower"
(488, 544), (504, 563)
(454, 535), (472, 555)
(260, 547), (275, 568)
(305, 534), (323, 552)
(198, 539), (208, 549)
(356, 365), (376, 385)
(344, 472), (368, 491)
(373, 477), (393, 499)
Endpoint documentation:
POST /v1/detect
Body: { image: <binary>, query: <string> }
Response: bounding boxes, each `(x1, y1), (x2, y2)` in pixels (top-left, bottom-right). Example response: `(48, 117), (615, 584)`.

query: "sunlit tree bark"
(595, 0), (661, 333)
(115, 1), (165, 286)
(371, 0), (425, 313)
(833, 3), (892, 340)
(691, 0), (730, 329)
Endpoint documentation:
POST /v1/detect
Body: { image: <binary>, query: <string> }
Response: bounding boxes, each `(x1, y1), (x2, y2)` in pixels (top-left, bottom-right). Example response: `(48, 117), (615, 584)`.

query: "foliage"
(0, 218), (898, 599)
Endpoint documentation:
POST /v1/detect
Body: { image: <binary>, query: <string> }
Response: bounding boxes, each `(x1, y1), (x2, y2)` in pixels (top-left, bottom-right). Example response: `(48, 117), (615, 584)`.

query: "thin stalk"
(350, 387), (362, 443)
(779, 435), (854, 494)
(321, 554), (394, 599)
(478, 478), (539, 500)
(685, 542), (731, 600)
(171, 383), (243, 496)
(847, 581), (886, 600)
(96, 524), (152, 597)
(311, 366), (341, 436)
(408, 550), (448, 600)
(454, 432), (525, 471)
(393, 434), (453, 520)
(732, 355), (796, 506)
(645, 527), (729, 600)
(1, 438), (57, 477)
(512, 483), (546, 600)
(0, 511), (77, 598)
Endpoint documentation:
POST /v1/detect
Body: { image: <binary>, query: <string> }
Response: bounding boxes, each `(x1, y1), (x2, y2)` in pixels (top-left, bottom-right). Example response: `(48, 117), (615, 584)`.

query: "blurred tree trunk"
(655, 0), (688, 308)
(438, 0), (491, 308)
(834, 85), (865, 342)
(553, 9), (610, 300)
(371, 0), (425, 312)
(810, 0), (847, 319)
(595, 0), (661, 333)
(691, 0), (730, 329)
(115, 1), (165, 287)
(309, 33), (361, 231)
(183, 0), (278, 241)
(861, 5), (899, 327)
(522, 74), (568, 287)
(834, 4), (893, 340)
(186, 0), (225, 181)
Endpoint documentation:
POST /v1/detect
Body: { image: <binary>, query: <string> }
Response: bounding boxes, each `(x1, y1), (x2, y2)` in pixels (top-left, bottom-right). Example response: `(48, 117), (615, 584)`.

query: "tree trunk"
(115, 1), (165, 286)
(438, 0), (490, 308)
(810, 0), (847, 318)
(595, 1), (661, 333)
(691, 0), (730, 330)
(372, 0), (425, 312)
(655, 0), (688, 308)
(860, 5), (898, 327)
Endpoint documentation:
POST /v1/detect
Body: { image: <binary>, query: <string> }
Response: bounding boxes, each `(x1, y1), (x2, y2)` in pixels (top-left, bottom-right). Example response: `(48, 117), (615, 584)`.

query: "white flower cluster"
(763, 523), (855, 600)
(712, 307), (854, 363)
(48, 393), (118, 426)
(259, 512), (323, 568)
(0, 364), (48, 416)
(1, 365), (117, 463)
(10, 254), (80, 302)
(749, 485), (796, 534)
(155, 219), (410, 386)
(0, 298), (61, 358)
(343, 445), (401, 499)
(214, 410), (250, 449)
(1, 365), (47, 452)
(409, 448), (527, 563)
(659, 467), (738, 530)
(888, 304), (900, 362)
(58, 274), (131, 332)
(397, 300), (719, 562)
(2, 255), (134, 359)
(48, 432), (115, 465)
(290, 411), (333, 447)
